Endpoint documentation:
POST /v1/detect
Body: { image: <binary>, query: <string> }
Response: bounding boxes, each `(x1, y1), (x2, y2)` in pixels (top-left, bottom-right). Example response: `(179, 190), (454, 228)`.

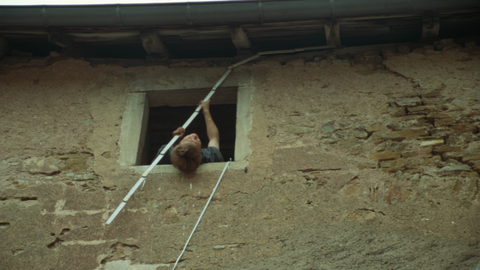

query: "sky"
(0, 0), (228, 6)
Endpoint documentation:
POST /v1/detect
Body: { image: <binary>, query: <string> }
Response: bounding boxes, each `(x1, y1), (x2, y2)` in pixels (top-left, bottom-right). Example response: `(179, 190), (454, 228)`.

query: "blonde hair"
(170, 143), (201, 173)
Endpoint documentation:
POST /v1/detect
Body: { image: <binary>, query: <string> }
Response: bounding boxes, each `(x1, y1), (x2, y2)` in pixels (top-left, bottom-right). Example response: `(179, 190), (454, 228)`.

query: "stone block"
(439, 165), (472, 172)
(419, 139), (444, 147)
(411, 118), (433, 127)
(422, 89), (443, 98)
(394, 97), (422, 107)
(302, 121), (316, 128)
(284, 125), (315, 134)
(389, 107), (407, 117)
(401, 151), (418, 158)
(442, 152), (467, 161)
(408, 105), (448, 115)
(319, 122), (336, 133)
(422, 97), (445, 105)
(24, 157), (62, 175)
(375, 141), (405, 151)
(465, 178), (478, 200)
(463, 155), (480, 162)
(457, 116), (476, 123)
(348, 129), (368, 139)
(433, 145), (462, 155)
(337, 140), (363, 150)
(407, 168), (424, 174)
(58, 153), (92, 173)
(451, 124), (478, 134)
(380, 158), (408, 172)
(369, 150), (401, 161)
(366, 123), (389, 133)
(65, 173), (96, 181)
(428, 112), (459, 119)
(343, 179), (359, 196)
(397, 129), (430, 138)
(104, 260), (130, 270)
(460, 133), (480, 144)
(435, 118), (456, 127)
(374, 104), (389, 114)
(356, 163), (376, 170)
(472, 162), (480, 172)
(461, 171), (479, 178)
(420, 155), (443, 166)
(430, 127), (451, 137)
(372, 129), (429, 141)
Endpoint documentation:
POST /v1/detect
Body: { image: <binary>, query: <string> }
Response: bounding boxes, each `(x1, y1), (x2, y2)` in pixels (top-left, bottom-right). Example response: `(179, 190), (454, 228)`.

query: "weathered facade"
(1, 42), (480, 270)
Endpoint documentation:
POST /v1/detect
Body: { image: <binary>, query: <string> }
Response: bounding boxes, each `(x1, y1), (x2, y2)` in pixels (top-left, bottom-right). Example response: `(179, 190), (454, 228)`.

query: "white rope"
(172, 160), (231, 270)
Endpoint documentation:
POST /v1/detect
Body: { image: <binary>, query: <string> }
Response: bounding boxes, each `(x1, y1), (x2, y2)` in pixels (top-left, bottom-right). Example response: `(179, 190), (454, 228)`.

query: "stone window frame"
(118, 72), (252, 173)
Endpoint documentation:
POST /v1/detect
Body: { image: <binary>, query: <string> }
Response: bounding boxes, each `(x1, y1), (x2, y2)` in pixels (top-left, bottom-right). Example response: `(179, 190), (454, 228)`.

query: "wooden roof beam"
(140, 29), (170, 59)
(47, 30), (76, 48)
(230, 26), (252, 50)
(325, 20), (341, 47)
(422, 15), (440, 39)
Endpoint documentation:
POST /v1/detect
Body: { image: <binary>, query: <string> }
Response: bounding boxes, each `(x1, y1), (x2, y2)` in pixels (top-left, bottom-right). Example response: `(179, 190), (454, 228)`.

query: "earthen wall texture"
(1, 43), (479, 270)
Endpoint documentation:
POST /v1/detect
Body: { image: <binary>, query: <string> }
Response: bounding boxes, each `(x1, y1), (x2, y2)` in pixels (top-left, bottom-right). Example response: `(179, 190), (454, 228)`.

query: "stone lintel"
(128, 67), (253, 92)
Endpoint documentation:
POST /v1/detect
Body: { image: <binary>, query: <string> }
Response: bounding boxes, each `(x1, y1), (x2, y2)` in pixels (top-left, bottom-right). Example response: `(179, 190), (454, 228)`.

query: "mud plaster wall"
(1, 44), (480, 270)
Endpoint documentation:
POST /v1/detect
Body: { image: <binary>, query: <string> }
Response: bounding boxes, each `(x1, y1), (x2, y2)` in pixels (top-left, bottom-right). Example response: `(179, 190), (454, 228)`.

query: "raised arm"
(200, 100), (220, 150)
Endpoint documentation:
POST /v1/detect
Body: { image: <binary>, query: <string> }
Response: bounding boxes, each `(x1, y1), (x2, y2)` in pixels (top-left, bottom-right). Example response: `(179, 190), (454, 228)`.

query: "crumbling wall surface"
(0, 43), (480, 270)
(0, 58), (139, 269)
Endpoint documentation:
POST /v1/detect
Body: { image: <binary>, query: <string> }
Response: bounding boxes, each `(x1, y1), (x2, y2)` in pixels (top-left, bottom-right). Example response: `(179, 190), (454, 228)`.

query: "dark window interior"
(141, 104), (237, 165)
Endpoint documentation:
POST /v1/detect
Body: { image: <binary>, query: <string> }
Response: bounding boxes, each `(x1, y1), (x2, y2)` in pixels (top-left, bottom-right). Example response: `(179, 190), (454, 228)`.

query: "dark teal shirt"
(156, 145), (224, 164)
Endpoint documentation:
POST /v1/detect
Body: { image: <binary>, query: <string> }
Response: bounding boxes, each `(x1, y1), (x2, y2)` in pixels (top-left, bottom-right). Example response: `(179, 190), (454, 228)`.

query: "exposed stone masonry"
(1, 39), (479, 269)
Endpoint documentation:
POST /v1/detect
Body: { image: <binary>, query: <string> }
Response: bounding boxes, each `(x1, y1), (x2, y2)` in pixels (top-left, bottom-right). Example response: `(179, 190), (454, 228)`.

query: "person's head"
(170, 133), (202, 173)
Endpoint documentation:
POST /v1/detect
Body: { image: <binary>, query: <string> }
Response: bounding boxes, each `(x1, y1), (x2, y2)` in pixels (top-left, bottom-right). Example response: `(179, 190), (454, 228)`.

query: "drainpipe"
(0, 0), (478, 27)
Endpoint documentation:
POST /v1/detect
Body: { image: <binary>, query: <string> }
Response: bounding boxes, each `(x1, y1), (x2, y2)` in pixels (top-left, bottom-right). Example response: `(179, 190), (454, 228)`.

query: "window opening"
(141, 104), (237, 165)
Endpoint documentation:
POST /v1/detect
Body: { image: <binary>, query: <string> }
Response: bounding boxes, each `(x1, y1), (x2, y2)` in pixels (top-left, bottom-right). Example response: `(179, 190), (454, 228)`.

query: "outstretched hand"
(172, 127), (185, 145)
(199, 99), (220, 150)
